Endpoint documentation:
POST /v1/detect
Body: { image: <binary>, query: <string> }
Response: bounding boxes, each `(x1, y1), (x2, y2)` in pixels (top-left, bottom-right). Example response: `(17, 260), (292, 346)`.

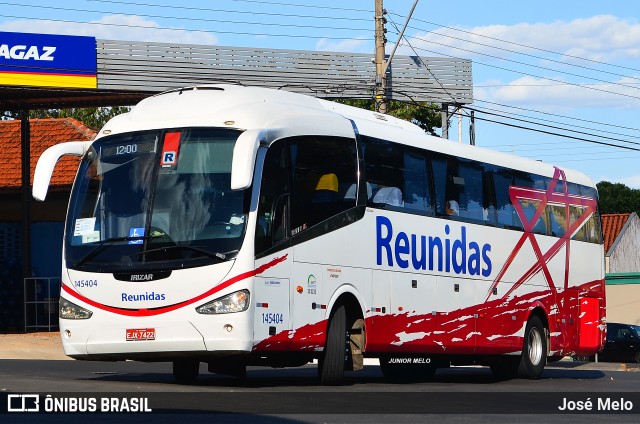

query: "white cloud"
(0, 15), (218, 45)
(403, 15), (640, 63)
(474, 75), (640, 111)
(395, 15), (640, 111)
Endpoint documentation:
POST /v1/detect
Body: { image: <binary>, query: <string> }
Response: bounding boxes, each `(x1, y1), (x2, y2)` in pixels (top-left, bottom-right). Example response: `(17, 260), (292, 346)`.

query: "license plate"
(126, 328), (156, 341)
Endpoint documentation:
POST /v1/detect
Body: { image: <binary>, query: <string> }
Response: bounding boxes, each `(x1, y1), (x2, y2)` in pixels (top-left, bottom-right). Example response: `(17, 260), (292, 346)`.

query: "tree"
(596, 181), (640, 214)
(336, 99), (441, 135)
(3, 106), (131, 131)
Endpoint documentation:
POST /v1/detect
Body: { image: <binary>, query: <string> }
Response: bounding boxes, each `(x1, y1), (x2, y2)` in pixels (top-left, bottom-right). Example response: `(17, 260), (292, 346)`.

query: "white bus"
(33, 85), (605, 385)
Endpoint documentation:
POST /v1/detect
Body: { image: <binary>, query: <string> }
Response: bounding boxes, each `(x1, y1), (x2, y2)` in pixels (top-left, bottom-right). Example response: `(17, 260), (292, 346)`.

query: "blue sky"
(1, 1), (640, 187)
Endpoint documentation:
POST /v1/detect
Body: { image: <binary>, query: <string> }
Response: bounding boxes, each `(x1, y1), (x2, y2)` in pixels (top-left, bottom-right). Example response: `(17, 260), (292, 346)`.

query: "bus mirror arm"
(231, 129), (265, 190)
(32, 140), (90, 201)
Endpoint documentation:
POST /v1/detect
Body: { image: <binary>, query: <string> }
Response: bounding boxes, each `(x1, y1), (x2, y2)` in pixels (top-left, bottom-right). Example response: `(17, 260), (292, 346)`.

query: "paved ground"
(0, 332), (639, 374)
(0, 332), (69, 360)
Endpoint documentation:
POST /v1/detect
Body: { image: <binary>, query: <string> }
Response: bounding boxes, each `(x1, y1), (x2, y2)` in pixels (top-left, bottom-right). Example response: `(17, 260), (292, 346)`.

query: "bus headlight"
(196, 290), (250, 314)
(59, 297), (93, 319)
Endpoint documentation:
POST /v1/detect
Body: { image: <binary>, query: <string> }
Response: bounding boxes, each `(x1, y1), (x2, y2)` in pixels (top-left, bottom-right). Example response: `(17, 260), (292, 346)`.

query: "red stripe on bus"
(61, 254), (288, 317)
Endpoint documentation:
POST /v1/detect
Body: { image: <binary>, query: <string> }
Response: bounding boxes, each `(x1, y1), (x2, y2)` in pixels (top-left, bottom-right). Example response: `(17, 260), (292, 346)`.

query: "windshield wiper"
(131, 245), (238, 262)
(74, 235), (161, 268)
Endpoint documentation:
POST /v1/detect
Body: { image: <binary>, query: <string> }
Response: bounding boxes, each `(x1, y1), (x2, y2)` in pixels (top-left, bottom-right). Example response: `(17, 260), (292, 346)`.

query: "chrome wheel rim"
(528, 327), (543, 365)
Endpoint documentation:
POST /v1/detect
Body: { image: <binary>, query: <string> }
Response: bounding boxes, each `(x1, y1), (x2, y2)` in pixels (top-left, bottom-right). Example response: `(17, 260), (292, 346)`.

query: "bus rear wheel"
(173, 359), (200, 384)
(319, 304), (348, 385)
(517, 315), (547, 379)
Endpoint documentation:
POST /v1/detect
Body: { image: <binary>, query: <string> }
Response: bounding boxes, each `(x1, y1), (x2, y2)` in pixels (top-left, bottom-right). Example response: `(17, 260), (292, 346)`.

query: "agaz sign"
(0, 31), (96, 89)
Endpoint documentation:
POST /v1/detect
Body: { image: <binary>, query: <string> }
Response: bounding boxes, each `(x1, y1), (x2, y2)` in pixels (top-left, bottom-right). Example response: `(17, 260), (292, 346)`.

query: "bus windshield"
(65, 128), (248, 272)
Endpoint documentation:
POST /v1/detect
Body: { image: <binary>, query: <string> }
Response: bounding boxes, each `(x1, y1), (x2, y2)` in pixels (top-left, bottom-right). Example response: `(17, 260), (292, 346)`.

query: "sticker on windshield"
(161, 131), (181, 167)
(82, 231), (100, 244)
(128, 228), (145, 244)
(73, 217), (96, 236)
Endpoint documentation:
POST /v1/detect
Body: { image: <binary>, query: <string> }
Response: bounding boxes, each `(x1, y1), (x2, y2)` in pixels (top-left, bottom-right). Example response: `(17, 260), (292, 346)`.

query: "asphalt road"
(1, 333), (639, 422)
(1, 358), (640, 424)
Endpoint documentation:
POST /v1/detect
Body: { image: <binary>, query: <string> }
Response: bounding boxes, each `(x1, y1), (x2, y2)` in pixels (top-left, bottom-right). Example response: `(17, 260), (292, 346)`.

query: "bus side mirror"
(231, 129), (265, 190)
(33, 141), (90, 201)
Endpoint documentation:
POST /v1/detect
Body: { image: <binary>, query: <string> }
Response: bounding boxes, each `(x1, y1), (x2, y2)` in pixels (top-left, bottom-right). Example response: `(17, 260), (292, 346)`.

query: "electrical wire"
(2, 1), (374, 27)
(0, 13), (365, 41)
(395, 14), (640, 75)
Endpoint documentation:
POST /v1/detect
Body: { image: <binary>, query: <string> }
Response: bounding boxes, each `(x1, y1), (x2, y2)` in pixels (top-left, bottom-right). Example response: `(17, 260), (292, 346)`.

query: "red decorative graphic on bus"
(61, 254), (288, 317)
(485, 167), (598, 302)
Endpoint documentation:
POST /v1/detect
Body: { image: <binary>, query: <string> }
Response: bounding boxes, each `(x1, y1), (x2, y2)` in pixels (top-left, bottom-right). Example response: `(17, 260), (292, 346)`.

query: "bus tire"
(173, 359), (200, 384)
(517, 315), (547, 379)
(319, 304), (348, 385)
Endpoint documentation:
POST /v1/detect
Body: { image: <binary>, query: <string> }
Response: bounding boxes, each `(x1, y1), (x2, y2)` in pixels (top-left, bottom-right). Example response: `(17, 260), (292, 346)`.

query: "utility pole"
(441, 103), (449, 139)
(470, 110), (476, 146)
(374, 0), (388, 114)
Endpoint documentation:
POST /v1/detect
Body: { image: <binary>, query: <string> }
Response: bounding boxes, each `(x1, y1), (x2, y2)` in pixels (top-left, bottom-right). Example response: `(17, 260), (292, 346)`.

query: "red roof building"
(601, 213), (632, 255)
(0, 118), (95, 191)
(600, 212), (640, 273)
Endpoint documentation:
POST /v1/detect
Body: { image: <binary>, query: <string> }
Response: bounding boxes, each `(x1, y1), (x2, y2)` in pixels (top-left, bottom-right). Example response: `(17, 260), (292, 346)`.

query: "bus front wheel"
(319, 304), (348, 385)
(173, 359), (200, 384)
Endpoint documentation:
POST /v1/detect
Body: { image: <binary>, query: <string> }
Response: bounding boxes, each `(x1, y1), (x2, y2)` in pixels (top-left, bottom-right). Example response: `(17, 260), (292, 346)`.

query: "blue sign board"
(0, 31), (96, 88)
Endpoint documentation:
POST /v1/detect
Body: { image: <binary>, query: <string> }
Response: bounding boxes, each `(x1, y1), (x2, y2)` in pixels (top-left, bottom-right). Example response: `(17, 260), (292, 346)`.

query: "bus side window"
(289, 136), (357, 232)
(493, 169), (520, 230)
(361, 136), (433, 215)
(255, 141), (290, 255)
(431, 155), (448, 216)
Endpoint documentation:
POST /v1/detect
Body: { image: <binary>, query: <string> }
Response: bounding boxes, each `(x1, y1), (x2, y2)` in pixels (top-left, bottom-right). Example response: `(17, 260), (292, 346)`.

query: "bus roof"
(99, 84), (595, 188)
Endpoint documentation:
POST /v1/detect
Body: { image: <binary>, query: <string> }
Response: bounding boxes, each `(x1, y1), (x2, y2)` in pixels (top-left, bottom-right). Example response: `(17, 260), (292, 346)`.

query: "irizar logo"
(0, 44), (55, 61)
(376, 216), (492, 277)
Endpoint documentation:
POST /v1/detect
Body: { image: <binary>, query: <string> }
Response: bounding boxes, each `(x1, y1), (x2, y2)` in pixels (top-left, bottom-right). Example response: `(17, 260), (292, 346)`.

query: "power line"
(394, 31), (640, 100)
(393, 96), (640, 152)
(6, 1), (374, 24)
(469, 103), (640, 143)
(0, 3), (373, 32)
(473, 98), (640, 134)
(87, 0), (373, 14)
(386, 14), (459, 105)
(399, 14), (640, 75)
(466, 113), (640, 152)
(0, 13), (365, 41)
(396, 20), (640, 85)
(465, 105), (640, 147)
